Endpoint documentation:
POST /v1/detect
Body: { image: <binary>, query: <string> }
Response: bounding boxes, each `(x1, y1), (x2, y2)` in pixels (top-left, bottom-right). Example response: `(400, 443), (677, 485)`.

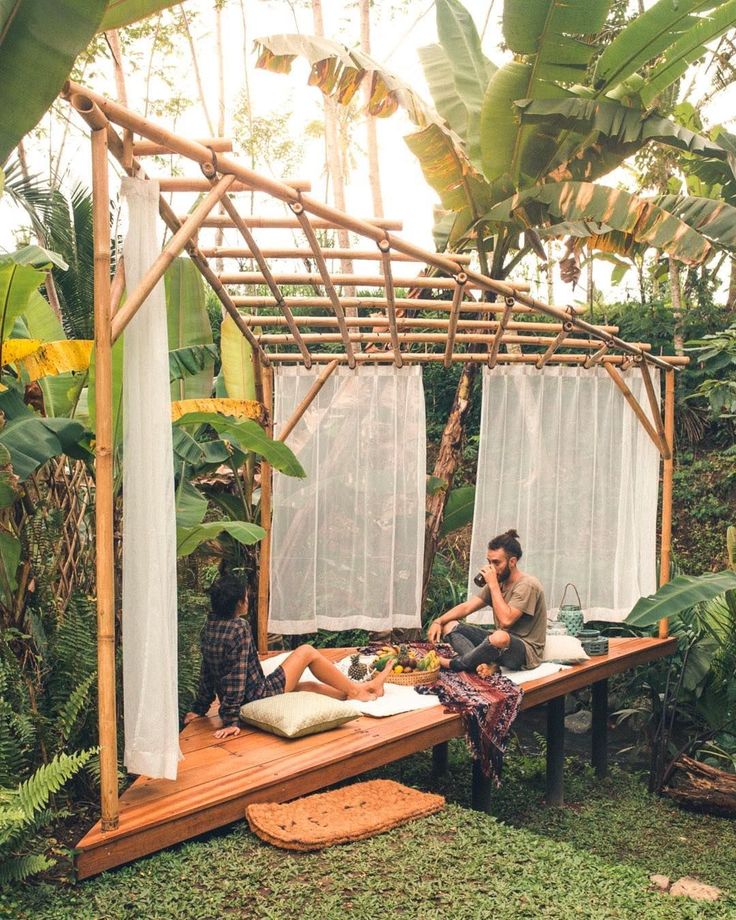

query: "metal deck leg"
(546, 695), (565, 805)
(471, 759), (492, 813)
(432, 741), (449, 776)
(591, 679), (608, 779)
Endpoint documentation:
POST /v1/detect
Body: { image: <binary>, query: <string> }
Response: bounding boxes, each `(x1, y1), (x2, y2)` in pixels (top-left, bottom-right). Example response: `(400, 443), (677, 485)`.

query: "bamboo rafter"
(487, 296), (515, 369)
(377, 238), (403, 367)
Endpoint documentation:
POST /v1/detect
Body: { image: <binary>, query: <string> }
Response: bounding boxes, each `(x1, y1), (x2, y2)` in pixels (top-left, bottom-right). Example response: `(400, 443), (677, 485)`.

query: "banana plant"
(0, 0), (183, 164)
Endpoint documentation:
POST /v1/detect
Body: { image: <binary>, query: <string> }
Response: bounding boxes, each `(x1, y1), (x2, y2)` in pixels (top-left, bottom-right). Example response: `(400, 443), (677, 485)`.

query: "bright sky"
(3, 0), (735, 305)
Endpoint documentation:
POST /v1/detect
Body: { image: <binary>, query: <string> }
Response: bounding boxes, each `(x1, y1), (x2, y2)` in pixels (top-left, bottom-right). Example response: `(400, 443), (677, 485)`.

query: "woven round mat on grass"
(245, 779), (445, 851)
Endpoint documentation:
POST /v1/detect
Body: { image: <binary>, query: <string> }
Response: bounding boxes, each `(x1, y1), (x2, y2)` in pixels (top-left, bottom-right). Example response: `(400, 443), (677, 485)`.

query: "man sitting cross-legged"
(427, 529), (547, 674)
(184, 574), (393, 739)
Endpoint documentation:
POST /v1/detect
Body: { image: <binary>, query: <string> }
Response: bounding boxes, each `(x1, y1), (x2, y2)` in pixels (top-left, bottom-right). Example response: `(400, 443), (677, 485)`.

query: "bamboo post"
(91, 126), (119, 831)
(659, 369), (676, 638)
(277, 360), (339, 443)
(444, 274), (467, 368)
(257, 365), (274, 654)
(110, 173), (236, 342)
(377, 239), (403, 367)
(604, 364), (667, 455)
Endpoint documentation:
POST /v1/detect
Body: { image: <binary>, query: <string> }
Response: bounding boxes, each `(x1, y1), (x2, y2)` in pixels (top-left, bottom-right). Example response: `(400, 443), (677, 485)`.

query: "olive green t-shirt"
(478, 574), (547, 668)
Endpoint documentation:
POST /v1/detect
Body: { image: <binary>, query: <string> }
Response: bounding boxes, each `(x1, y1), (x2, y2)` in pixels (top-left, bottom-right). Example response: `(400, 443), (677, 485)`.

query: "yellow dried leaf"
(171, 398), (264, 423)
(1, 339), (43, 364)
(18, 340), (93, 381)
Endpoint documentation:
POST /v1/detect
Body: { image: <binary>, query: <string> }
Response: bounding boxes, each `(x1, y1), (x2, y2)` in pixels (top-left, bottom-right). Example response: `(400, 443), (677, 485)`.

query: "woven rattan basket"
(384, 667), (439, 686)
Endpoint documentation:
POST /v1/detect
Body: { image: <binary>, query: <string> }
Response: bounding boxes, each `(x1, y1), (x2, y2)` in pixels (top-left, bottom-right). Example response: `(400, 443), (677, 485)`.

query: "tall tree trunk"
(669, 258), (685, 355)
(728, 257), (736, 311)
(546, 242), (554, 305)
(360, 0), (383, 218)
(213, 4), (226, 278)
(586, 245), (594, 318)
(180, 8), (215, 135)
(312, 0), (355, 308)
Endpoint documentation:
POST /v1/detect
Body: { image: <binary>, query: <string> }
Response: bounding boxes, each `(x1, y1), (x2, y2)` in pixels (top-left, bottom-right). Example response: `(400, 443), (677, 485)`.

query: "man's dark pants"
(446, 622), (527, 672)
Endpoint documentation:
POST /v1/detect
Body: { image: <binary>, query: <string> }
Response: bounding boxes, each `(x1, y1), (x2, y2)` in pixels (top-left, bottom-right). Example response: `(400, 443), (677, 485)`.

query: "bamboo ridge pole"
(264, 352), (689, 366)
(110, 173), (236, 342)
(178, 214), (404, 231)
(217, 271), (526, 291)
(277, 360), (340, 443)
(91, 126), (119, 831)
(231, 296), (544, 315)
(659, 370), (676, 638)
(254, 331), (632, 349)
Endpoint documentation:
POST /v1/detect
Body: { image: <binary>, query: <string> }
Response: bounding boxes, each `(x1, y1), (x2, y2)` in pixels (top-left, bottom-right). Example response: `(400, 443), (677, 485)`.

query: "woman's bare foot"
(350, 659), (395, 701)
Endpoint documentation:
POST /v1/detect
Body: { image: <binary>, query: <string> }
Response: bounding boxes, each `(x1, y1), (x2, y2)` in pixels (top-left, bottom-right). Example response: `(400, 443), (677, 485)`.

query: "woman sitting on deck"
(184, 575), (394, 739)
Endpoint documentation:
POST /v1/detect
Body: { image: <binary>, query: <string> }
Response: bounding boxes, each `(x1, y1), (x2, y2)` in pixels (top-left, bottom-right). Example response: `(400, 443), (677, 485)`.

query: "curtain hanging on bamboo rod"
(269, 366), (426, 633)
(467, 365), (660, 624)
(121, 178), (181, 779)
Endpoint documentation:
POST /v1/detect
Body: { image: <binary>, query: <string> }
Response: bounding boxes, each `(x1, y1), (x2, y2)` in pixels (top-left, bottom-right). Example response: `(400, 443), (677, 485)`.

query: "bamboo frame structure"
(65, 84), (684, 834)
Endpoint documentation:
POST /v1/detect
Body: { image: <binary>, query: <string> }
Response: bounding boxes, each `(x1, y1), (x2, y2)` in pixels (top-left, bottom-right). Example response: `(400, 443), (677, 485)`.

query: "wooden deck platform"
(76, 637), (676, 879)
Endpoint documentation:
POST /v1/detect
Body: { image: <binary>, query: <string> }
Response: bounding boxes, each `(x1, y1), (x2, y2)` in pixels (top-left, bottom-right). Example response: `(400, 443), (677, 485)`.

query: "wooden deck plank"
(76, 636), (676, 879)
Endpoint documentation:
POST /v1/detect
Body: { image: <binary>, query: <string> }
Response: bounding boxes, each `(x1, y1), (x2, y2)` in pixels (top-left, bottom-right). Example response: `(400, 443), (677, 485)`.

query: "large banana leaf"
(169, 345), (219, 385)
(655, 194), (736, 250)
(626, 571), (736, 627)
(486, 181), (713, 264)
(593, 0), (729, 94)
(173, 411), (305, 478)
(0, 0), (106, 163)
(220, 315), (256, 401)
(440, 484), (476, 535)
(418, 43), (469, 140)
(16, 340), (93, 381)
(435, 0), (496, 166)
(99, 0), (180, 31)
(0, 413), (87, 480)
(0, 261), (46, 346)
(165, 257), (214, 401)
(640, 0), (736, 106)
(174, 478), (208, 528)
(176, 520), (266, 558)
(171, 397), (262, 422)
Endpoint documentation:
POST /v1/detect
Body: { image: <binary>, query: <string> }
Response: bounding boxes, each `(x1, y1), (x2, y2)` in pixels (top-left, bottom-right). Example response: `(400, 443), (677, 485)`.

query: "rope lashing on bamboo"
(377, 237), (403, 368)
(289, 197), (356, 369)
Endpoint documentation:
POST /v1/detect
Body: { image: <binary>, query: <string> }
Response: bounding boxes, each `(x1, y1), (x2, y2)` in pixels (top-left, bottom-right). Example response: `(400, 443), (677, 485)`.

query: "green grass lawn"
(3, 742), (735, 920)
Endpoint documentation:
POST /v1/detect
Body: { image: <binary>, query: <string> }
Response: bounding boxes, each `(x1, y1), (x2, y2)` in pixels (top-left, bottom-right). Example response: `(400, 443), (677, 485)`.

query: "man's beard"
(497, 563), (511, 584)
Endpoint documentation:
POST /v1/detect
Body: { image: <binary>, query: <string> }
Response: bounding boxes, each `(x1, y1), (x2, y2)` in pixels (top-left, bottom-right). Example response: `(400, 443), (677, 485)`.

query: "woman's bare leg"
(280, 646), (394, 701)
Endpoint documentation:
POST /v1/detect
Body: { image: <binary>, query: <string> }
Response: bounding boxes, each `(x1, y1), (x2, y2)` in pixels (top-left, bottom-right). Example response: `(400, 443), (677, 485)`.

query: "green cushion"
(239, 692), (360, 739)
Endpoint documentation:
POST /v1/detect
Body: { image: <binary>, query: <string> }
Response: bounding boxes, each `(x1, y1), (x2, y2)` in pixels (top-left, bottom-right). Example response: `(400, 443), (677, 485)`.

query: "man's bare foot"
(351, 659), (395, 701)
(439, 656), (452, 669)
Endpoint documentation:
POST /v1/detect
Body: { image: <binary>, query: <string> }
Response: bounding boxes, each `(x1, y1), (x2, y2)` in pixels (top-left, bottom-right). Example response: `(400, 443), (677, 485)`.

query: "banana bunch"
(416, 650), (440, 672)
(371, 646), (399, 672)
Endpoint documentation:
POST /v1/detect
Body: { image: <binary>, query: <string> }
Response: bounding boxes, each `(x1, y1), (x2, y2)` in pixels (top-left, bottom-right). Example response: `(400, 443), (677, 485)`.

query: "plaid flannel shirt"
(191, 617), (284, 726)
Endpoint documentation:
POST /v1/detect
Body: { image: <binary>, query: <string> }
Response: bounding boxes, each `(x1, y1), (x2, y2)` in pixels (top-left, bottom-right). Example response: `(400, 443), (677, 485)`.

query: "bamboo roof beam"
(377, 239), (403, 368)
(67, 93), (270, 366)
(209, 171), (312, 368)
(277, 360), (340, 443)
(111, 173), (237, 343)
(583, 343), (610, 369)
(639, 360), (672, 461)
(217, 272), (529, 291)
(289, 200), (356, 369)
(444, 274), (468, 368)
(487, 296), (515, 369)
(255, 332), (624, 349)
(265, 352), (689, 366)
(159, 177), (312, 193)
(536, 325), (572, 369)
(199, 246), (470, 264)
(133, 137), (233, 156)
(234, 314), (623, 336)
(603, 364), (667, 456)
(64, 82), (679, 372)
(182, 215), (404, 231)
(231, 296), (541, 314)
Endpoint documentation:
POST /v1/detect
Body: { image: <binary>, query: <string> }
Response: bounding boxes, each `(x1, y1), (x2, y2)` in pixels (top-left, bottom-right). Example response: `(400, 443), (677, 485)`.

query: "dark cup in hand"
(473, 571), (486, 587)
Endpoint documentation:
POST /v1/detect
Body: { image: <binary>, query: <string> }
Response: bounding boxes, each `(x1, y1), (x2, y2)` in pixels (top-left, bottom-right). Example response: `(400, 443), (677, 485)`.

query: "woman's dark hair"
(488, 529), (522, 560)
(208, 574), (246, 619)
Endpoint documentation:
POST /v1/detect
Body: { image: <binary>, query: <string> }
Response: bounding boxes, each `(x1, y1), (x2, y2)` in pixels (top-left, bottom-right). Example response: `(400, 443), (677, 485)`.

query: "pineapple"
(348, 653), (368, 681)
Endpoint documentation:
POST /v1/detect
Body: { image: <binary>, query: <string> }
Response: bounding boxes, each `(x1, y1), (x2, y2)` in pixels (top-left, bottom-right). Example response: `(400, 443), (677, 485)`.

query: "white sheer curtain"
(121, 179), (181, 779)
(270, 366), (426, 633)
(468, 365), (660, 623)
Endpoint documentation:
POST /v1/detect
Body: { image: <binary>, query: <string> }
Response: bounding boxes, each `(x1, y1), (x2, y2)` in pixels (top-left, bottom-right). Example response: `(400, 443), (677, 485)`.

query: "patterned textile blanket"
(361, 641), (524, 784)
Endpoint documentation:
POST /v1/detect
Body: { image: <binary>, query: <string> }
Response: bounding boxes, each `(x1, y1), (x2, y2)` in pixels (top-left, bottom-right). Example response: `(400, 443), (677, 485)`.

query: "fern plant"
(0, 748), (95, 884)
